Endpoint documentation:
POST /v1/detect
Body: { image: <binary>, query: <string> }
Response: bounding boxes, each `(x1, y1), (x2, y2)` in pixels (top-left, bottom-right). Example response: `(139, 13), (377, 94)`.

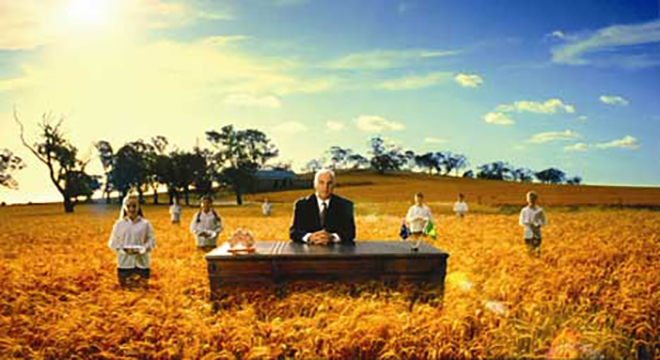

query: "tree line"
(3, 111), (581, 213)
(304, 136), (581, 185)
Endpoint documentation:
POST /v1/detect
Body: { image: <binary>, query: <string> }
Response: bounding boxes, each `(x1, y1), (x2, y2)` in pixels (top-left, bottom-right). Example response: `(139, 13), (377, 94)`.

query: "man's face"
(315, 172), (334, 200)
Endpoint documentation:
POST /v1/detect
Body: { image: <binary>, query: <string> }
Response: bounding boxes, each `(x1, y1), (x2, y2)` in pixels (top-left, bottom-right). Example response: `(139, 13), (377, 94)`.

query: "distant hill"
(244, 170), (660, 207)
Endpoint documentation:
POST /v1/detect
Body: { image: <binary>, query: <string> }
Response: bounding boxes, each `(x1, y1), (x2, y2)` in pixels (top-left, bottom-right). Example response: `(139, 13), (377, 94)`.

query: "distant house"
(252, 170), (303, 192)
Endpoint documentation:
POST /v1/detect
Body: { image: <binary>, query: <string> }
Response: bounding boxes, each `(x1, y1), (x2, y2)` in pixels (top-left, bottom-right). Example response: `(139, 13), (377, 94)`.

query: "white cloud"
(356, 115), (405, 132)
(527, 130), (583, 144)
(326, 49), (459, 70)
(577, 115), (588, 122)
(548, 30), (565, 40)
(595, 135), (640, 150)
(379, 72), (451, 90)
(424, 137), (448, 144)
(551, 20), (660, 68)
(222, 94), (282, 108)
(483, 112), (515, 125)
(564, 143), (589, 152)
(496, 98), (576, 114)
(454, 73), (484, 88)
(271, 121), (308, 135)
(201, 35), (250, 47)
(326, 120), (345, 132)
(599, 95), (630, 106)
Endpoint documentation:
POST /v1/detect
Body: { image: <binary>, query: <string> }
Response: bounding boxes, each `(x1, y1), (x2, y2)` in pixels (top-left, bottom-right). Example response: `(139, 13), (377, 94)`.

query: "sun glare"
(66, 0), (110, 26)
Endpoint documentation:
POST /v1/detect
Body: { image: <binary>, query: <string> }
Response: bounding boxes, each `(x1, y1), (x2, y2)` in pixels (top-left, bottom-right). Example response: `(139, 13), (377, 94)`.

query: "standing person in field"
(406, 192), (434, 238)
(519, 191), (547, 256)
(108, 192), (156, 289)
(190, 195), (223, 248)
(169, 197), (182, 224)
(262, 198), (272, 216)
(453, 193), (469, 218)
(289, 169), (356, 245)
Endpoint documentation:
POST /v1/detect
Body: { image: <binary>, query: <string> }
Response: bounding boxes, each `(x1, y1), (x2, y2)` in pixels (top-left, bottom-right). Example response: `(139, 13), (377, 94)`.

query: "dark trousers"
(525, 237), (542, 256)
(117, 268), (150, 288)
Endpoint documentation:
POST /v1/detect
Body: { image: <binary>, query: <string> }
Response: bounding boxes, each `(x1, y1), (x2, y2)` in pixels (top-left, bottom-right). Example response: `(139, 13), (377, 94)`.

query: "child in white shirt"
(262, 198), (272, 216)
(169, 197), (182, 224)
(406, 192), (433, 236)
(519, 191), (547, 256)
(453, 193), (469, 218)
(108, 193), (156, 288)
(190, 195), (223, 248)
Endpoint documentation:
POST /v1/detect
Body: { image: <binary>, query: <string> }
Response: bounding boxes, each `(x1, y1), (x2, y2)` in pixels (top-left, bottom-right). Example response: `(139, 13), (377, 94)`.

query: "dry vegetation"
(1, 176), (659, 359)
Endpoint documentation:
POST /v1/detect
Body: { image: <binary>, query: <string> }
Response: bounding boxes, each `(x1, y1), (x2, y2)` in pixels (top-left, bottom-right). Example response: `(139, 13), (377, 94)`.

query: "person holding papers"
(108, 192), (156, 288)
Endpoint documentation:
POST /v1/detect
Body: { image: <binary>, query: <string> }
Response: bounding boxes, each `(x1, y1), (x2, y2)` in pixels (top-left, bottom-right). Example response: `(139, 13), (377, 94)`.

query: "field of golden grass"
(1, 184), (658, 359)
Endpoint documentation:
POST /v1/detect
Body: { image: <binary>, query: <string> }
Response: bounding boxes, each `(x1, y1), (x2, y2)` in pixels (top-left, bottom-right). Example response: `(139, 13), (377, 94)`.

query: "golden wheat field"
(1, 194), (659, 359)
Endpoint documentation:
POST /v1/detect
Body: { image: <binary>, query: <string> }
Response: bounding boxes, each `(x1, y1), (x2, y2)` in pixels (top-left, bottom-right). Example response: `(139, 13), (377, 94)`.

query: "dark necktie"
(320, 202), (328, 229)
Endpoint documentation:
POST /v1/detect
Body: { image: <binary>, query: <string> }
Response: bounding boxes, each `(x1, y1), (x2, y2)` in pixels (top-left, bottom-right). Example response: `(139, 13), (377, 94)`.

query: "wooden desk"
(205, 241), (449, 299)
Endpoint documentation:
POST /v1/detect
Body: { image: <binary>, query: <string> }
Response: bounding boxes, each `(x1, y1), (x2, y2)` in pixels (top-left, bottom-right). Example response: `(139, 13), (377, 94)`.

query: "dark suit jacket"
(289, 194), (356, 244)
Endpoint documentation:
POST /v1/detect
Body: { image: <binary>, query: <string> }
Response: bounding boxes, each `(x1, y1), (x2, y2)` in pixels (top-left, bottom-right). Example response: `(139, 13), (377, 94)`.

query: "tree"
(443, 152), (468, 176)
(511, 167), (534, 182)
(0, 149), (26, 189)
(414, 152), (438, 174)
(206, 125), (278, 205)
(535, 168), (566, 184)
(347, 153), (370, 169)
(368, 136), (405, 174)
(68, 171), (101, 202)
(566, 176), (582, 185)
(303, 159), (323, 173)
(462, 170), (474, 178)
(476, 161), (513, 181)
(169, 150), (198, 205)
(326, 146), (352, 169)
(111, 140), (152, 202)
(94, 140), (115, 203)
(14, 110), (92, 213)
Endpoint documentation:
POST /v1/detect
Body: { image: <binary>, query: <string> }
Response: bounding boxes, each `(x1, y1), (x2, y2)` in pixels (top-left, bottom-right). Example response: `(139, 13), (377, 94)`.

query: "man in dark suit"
(289, 169), (356, 245)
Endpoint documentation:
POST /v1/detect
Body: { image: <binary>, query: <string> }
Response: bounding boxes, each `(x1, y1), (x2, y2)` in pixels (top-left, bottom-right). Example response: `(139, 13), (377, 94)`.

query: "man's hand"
(308, 230), (332, 245)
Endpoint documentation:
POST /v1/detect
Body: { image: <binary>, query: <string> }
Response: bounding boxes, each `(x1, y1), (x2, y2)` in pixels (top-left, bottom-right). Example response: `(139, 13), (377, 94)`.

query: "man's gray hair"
(314, 168), (336, 185)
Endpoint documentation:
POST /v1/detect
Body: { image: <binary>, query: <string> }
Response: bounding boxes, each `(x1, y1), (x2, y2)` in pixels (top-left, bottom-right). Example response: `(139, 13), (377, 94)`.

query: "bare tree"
(14, 108), (92, 213)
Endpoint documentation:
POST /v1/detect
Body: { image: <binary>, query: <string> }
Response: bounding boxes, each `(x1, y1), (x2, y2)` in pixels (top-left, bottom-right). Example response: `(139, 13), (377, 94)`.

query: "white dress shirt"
(262, 202), (272, 216)
(108, 217), (156, 269)
(169, 204), (182, 222)
(302, 195), (341, 243)
(190, 210), (223, 247)
(406, 204), (433, 233)
(453, 201), (469, 215)
(519, 205), (547, 239)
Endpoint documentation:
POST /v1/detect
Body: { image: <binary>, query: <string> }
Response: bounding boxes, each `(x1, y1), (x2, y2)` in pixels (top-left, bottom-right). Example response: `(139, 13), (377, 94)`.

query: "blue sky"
(1, 0), (659, 203)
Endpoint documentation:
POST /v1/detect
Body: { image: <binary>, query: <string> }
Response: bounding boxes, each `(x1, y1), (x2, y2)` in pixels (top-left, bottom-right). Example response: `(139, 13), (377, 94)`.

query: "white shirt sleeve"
(519, 208), (527, 226)
(190, 214), (199, 235)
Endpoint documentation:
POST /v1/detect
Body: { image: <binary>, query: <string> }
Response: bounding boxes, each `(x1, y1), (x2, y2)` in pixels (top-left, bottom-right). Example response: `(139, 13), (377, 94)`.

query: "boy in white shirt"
(169, 197), (182, 224)
(262, 198), (272, 216)
(453, 193), (469, 218)
(108, 193), (156, 288)
(406, 192), (433, 237)
(519, 191), (547, 256)
(190, 195), (223, 248)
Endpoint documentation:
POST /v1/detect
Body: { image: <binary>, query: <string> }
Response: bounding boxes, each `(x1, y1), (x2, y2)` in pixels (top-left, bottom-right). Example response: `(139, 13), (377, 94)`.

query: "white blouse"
(406, 204), (433, 233)
(108, 217), (156, 269)
(453, 201), (469, 214)
(169, 204), (182, 221)
(519, 206), (547, 239)
(190, 210), (223, 247)
(262, 202), (272, 216)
